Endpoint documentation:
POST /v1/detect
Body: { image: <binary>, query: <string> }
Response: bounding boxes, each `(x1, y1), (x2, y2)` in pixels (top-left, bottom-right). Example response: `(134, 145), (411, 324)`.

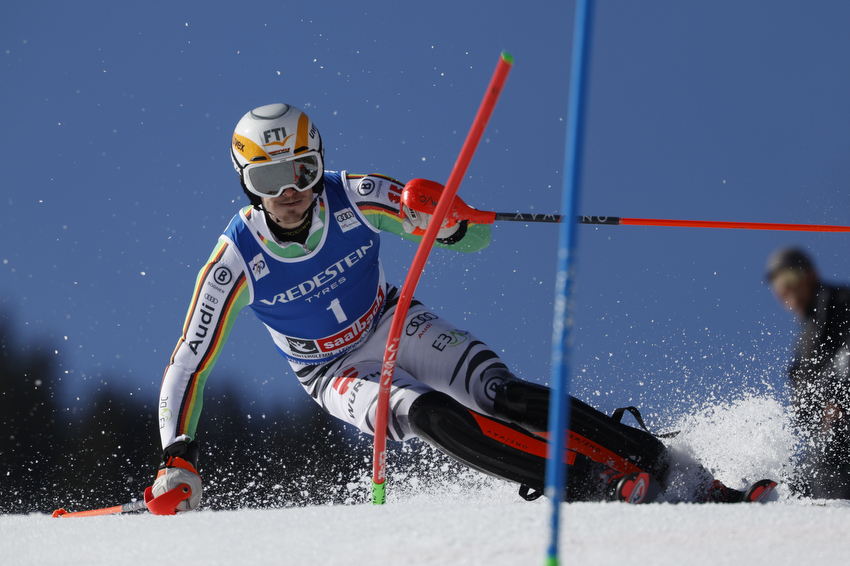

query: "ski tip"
(52, 508), (68, 518)
(500, 51), (514, 65)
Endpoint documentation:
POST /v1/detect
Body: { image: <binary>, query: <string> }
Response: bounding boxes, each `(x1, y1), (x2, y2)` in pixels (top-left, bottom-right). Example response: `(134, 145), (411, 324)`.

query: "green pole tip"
(544, 556), (559, 566)
(501, 51), (514, 65)
(372, 480), (386, 505)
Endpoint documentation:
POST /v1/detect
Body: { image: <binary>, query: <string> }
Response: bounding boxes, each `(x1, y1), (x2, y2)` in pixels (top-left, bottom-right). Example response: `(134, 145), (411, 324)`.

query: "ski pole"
(371, 51), (513, 505)
(402, 183), (850, 232)
(579, 216), (850, 232)
(53, 499), (147, 518)
(52, 483), (192, 518)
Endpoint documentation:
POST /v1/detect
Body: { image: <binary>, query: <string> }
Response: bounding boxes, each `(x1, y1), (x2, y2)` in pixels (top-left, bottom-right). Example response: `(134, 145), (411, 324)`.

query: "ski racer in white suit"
(152, 102), (529, 510)
(151, 103), (766, 511)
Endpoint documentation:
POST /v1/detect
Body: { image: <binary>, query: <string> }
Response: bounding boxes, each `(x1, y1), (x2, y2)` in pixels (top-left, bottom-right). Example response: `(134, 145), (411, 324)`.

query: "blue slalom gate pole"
(545, 1), (594, 565)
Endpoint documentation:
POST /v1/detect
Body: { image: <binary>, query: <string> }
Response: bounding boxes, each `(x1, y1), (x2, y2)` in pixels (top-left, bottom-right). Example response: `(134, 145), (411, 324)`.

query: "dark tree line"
(1, 314), (449, 515)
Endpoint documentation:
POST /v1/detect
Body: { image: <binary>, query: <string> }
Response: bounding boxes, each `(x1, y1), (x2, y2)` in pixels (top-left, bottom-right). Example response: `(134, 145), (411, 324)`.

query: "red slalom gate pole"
(371, 51), (513, 505)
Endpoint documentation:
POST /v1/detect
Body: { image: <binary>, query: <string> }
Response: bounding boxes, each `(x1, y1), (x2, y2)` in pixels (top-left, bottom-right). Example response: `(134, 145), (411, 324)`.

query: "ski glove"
(401, 204), (460, 240)
(152, 440), (202, 512)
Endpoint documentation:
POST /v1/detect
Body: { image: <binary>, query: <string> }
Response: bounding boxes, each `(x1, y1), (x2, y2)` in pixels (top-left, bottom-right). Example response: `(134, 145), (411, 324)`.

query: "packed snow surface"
(5, 395), (850, 565)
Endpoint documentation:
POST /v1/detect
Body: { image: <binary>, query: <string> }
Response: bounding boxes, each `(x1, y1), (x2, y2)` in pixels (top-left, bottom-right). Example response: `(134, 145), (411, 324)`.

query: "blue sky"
(3, 1), (850, 428)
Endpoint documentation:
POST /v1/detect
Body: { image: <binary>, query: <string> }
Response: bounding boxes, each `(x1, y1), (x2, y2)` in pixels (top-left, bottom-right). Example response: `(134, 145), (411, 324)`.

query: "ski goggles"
(244, 152), (323, 198)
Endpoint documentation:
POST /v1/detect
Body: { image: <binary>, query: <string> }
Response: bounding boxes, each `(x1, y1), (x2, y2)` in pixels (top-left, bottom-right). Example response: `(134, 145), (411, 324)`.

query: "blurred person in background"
(767, 246), (850, 499)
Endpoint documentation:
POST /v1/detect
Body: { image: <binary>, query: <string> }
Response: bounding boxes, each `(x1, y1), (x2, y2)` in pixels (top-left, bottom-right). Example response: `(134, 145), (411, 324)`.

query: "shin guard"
(493, 380), (671, 489)
(408, 391), (612, 500)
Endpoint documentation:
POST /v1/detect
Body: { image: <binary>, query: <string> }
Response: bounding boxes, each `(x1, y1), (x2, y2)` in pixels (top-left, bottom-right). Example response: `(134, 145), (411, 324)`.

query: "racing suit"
(158, 171), (502, 449)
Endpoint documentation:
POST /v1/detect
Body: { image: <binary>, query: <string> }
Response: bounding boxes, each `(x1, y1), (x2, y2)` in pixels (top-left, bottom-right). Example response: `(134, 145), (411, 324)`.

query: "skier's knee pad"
(408, 390), (469, 436)
(473, 366), (516, 414)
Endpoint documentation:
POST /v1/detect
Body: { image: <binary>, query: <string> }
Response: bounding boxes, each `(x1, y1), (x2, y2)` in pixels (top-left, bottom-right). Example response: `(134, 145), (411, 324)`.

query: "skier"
(151, 103), (774, 510)
(767, 246), (850, 498)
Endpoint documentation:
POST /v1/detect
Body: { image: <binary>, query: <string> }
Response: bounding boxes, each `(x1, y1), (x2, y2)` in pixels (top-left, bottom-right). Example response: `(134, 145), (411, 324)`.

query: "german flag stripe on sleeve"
(167, 240), (250, 439)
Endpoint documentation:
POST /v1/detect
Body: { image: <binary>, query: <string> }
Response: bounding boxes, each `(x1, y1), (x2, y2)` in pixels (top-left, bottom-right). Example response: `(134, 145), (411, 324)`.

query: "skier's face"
(770, 268), (816, 317)
(262, 187), (315, 229)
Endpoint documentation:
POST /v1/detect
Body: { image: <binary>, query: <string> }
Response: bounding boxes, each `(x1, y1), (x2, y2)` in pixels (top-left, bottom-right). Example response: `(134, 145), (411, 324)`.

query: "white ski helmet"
(231, 103), (324, 204)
